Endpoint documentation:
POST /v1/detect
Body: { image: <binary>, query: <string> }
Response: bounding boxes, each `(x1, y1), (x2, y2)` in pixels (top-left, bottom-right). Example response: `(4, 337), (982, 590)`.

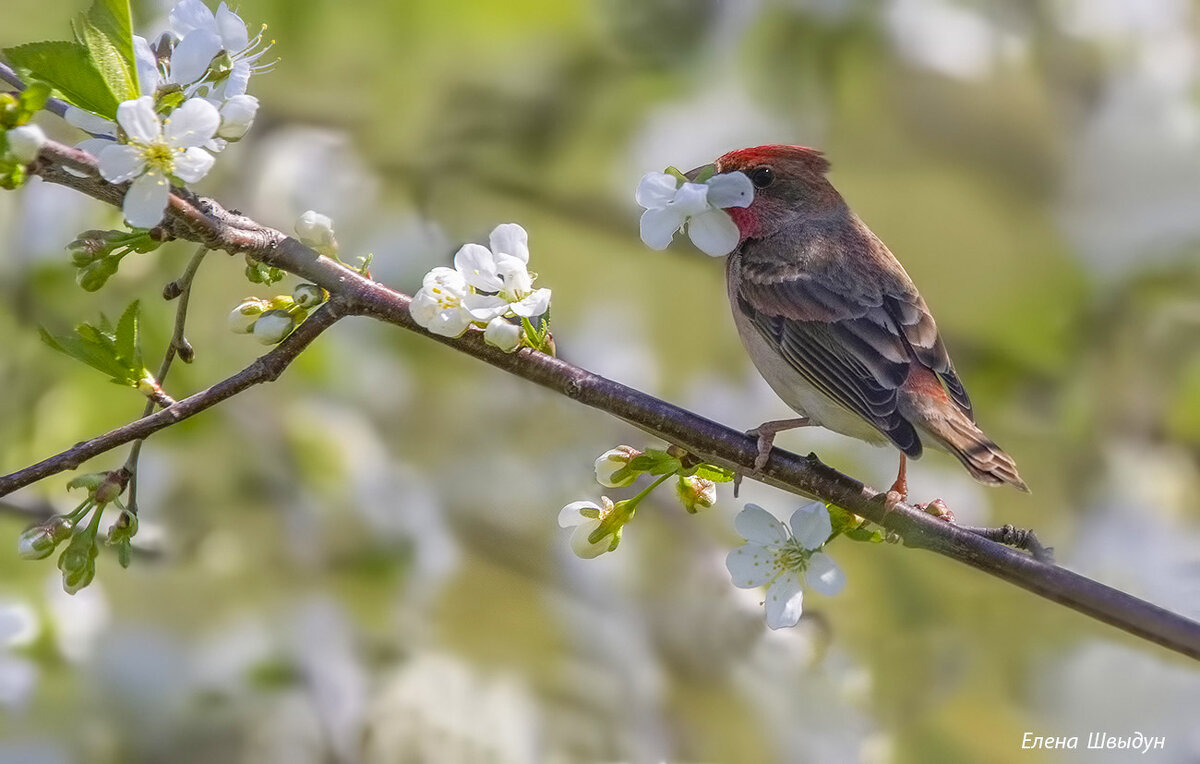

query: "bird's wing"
(736, 251), (973, 457)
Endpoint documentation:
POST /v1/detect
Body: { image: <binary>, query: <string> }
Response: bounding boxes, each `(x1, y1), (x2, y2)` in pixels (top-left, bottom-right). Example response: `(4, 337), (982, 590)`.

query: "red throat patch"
(725, 206), (761, 241)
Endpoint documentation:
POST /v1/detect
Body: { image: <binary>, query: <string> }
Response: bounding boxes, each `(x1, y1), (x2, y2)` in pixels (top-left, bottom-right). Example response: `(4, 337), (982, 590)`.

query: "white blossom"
(557, 497), (618, 559)
(295, 210), (337, 253)
(216, 94), (259, 140)
(636, 170), (753, 256)
(594, 446), (639, 488)
(97, 96), (218, 228)
(483, 317), (522, 352)
(252, 309), (295, 344)
(725, 503), (845, 629)
(229, 298), (269, 333)
(6, 124), (45, 163)
(409, 268), (474, 338)
(452, 223), (550, 319)
(168, 0), (273, 99)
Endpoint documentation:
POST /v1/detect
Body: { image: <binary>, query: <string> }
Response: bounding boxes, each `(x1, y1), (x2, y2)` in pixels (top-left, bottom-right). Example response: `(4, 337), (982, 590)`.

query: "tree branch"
(8, 136), (1200, 661)
(0, 298), (344, 495)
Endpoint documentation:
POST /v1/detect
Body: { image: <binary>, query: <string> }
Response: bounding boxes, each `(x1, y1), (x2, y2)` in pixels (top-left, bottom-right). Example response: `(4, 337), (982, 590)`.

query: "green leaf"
(17, 82), (51, 118)
(845, 526), (886, 543)
(39, 308), (143, 387)
(85, 0), (136, 88)
(4, 41), (119, 118)
(694, 463), (735, 483)
(114, 300), (141, 368)
(74, 14), (136, 104)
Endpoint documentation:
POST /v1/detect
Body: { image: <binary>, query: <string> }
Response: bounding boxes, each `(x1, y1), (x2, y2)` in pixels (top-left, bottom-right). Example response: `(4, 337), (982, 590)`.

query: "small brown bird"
(701, 145), (1027, 500)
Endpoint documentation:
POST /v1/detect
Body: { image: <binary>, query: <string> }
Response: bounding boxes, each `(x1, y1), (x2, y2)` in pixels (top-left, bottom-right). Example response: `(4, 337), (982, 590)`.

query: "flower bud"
(217, 94), (259, 140)
(7, 124), (45, 164)
(675, 475), (716, 514)
(594, 446), (640, 488)
(58, 540), (98, 594)
(94, 472), (126, 505)
(17, 525), (58, 560)
(252, 309), (295, 344)
(228, 298), (269, 333)
(483, 317), (522, 353)
(292, 283), (324, 309)
(295, 210), (337, 254)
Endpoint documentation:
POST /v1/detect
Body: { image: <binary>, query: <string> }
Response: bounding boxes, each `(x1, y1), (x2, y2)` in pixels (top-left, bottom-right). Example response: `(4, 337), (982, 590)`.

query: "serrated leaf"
(74, 14), (136, 104)
(114, 300), (141, 368)
(40, 313), (141, 386)
(86, 0), (136, 87)
(4, 41), (119, 118)
(695, 464), (735, 483)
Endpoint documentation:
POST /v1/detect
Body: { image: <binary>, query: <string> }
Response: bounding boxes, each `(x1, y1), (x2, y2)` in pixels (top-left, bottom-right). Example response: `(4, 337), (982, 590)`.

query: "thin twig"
(123, 245), (209, 515)
(7, 135), (1200, 661)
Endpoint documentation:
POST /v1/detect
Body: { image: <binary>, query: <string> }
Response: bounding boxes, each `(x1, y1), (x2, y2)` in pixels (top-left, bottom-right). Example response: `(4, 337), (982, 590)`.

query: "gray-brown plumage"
(712, 144), (1027, 493)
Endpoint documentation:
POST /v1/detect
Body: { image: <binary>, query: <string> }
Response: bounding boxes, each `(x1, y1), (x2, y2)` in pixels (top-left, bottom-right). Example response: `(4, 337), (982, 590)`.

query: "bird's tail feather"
(938, 416), (1029, 492)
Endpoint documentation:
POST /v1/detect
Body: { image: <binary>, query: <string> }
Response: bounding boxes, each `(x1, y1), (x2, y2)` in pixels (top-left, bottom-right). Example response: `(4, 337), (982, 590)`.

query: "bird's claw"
(747, 426), (773, 472)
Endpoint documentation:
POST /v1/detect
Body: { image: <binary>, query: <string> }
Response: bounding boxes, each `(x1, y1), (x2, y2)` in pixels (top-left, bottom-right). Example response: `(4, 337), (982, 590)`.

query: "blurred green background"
(3, 0), (1200, 761)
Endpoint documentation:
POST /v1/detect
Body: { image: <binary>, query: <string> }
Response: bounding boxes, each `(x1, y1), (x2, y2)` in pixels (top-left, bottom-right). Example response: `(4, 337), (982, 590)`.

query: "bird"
(696, 144), (1027, 502)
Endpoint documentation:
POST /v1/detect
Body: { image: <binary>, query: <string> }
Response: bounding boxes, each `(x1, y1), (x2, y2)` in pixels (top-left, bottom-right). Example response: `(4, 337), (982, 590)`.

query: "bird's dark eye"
(749, 166), (774, 189)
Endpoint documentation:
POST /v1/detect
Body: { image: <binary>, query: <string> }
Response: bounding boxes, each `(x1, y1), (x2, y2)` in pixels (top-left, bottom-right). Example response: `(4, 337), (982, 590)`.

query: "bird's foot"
(917, 498), (955, 523)
(746, 426), (776, 473)
(882, 490), (905, 517)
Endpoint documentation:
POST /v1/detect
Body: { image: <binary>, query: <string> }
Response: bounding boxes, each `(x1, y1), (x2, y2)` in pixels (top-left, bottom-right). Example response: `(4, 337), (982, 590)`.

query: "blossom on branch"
(97, 97), (218, 228)
(726, 503), (845, 629)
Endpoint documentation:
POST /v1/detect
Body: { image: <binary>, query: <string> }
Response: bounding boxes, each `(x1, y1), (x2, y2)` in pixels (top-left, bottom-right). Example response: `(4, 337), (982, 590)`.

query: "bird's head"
(691, 144), (845, 244)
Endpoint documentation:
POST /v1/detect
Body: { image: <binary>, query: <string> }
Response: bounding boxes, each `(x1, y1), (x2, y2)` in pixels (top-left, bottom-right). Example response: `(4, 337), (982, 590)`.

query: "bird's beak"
(685, 163), (717, 181)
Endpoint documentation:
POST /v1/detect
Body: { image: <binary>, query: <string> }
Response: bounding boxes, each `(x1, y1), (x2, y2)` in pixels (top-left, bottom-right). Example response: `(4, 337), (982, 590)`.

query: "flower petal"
(169, 0), (217, 35)
(217, 62), (252, 99)
(461, 293), (508, 321)
(705, 171), (754, 208)
(215, 2), (250, 51)
(764, 574), (804, 629)
(686, 208), (740, 256)
(734, 504), (788, 545)
(453, 243), (502, 291)
(789, 502), (832, 551)
(422, 266), (466, 294)
(116, 97), (160, 143)
(408, 290), (440, 327)
(639, 206), (684, 250)
(483, 317), (522, 352)
(805, 552), (845, 596)
(488, 223), (529, 263)
(65, 106), (117, 137)
(725, 543), (776, 588)
(132, 35), (160, 96)
(97, 144), (146, 183)
(427, 308), (472, 338)
(558, 501), (600, 528)
(510, 288), (551, 318)
(671, 182), (710, 216)
(165, 99), (220, 148)
(170, 29), (222, 86)
(570, 524), (611, 559)
(172, 146), (214, 182)
(123, 171), (170, 228)
(635, 172), (679, 209)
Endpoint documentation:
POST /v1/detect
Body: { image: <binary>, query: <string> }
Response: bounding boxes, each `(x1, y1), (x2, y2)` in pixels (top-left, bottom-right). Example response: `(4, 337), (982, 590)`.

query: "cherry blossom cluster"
(66, 0), (270, 228)
(409, 223), (552, 353)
